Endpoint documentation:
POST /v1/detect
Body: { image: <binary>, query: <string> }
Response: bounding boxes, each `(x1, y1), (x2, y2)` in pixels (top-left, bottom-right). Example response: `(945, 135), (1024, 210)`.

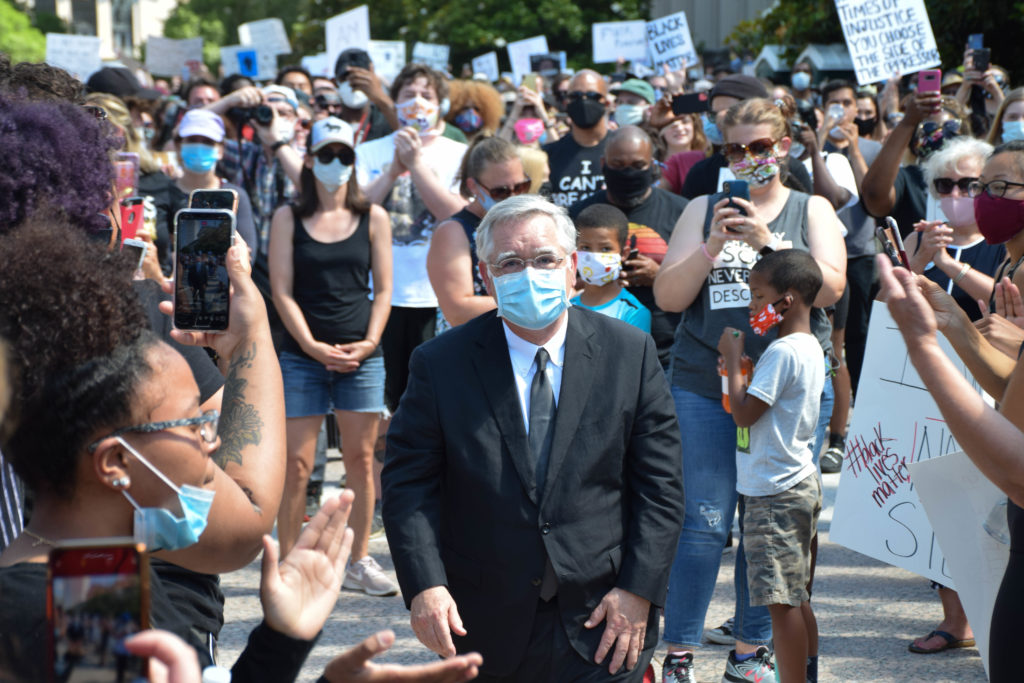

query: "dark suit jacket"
(382, 308), (684, 676)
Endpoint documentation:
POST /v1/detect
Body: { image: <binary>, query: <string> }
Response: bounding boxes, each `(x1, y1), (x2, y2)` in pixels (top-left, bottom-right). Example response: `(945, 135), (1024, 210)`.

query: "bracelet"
(700, 242), (719, 264)
(954, 262), (972, 284)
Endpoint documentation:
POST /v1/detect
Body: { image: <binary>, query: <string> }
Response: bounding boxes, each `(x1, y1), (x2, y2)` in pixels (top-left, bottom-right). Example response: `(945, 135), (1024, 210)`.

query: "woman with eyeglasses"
(268, 117), (395, 595)
(427, 136), (531, 328)
(653, 97), (845, 682)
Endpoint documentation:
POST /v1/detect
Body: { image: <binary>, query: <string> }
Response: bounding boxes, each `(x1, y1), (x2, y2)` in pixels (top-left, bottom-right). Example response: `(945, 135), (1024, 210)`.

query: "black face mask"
(603, 164), (652, 205)
(567, 97), (606, 129)
(854, 116), (877, 136)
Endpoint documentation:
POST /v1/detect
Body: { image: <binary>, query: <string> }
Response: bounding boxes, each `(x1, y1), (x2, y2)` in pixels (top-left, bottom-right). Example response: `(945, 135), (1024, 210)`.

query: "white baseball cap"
(310, 116), (354, 152)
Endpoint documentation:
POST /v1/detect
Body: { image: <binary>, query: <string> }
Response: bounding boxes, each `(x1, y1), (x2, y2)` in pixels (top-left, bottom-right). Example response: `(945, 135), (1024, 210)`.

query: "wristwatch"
(269, 140), (287, 153)
(759, 234), (782, 256)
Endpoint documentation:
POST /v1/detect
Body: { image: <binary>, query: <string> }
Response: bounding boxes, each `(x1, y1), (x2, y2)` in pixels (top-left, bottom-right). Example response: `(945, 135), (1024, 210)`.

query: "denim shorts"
(280, 351), (385, 418)
(742, 472), (822, 607)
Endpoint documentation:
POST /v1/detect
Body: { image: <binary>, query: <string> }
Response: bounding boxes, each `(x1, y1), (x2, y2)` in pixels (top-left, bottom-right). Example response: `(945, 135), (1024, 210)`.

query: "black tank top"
(448, 208), (486, 297)
(283, 209), (381, 360)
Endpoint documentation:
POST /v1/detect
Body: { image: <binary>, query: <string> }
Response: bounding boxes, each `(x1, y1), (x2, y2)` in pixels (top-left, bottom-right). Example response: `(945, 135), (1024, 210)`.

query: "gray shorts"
(742, 473), (822, 607)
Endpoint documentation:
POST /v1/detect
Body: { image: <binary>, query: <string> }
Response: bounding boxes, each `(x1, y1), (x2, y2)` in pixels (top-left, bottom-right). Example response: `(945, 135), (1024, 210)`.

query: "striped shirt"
(0, 452), (24, 551)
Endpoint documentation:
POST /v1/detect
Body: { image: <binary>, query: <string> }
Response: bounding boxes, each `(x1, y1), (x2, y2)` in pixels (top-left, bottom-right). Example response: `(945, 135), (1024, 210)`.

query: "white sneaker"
(342, 556), (398, 596)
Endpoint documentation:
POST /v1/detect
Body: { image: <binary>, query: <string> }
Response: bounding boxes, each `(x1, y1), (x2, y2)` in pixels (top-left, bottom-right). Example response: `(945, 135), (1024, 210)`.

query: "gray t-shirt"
(825, 137), (882, 258)
(737, 332), (825, 496)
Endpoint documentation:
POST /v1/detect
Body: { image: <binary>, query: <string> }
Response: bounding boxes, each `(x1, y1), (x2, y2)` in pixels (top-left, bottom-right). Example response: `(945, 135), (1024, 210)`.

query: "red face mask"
(749, 297), (787, 336)
(974, 193), (1024, 244)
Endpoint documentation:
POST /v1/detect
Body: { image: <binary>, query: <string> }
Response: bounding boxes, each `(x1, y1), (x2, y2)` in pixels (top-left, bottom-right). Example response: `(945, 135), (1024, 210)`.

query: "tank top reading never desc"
(670, 190), (833, 400)
(284, 210), (382, 361)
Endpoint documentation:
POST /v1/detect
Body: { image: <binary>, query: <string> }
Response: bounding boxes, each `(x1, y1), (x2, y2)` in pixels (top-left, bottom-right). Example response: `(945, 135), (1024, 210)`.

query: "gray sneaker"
(342, 556), (398, 596)
(722, 646), (776, 683)
(705, 616), (736, 645)
(662, 652), (697, 683)
(820, 447), (844, 474)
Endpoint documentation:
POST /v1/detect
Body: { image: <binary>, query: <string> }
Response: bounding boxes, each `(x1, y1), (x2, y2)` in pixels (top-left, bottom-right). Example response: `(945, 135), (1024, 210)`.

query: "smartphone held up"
(173, 208), (235, 332)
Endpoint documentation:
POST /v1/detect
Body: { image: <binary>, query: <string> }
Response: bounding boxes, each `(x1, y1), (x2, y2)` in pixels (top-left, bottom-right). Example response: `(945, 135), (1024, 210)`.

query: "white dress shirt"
(502, 315), (568, 433)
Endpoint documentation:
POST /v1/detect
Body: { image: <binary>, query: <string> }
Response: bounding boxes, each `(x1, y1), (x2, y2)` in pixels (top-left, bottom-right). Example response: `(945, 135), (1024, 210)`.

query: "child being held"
(717, 249), (825, 683)
(571, 203), (651, 333)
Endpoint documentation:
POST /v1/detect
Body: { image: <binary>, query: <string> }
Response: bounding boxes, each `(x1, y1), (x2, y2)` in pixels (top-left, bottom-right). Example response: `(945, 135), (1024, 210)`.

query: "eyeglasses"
(968, 179), (1024, 199)
(488, 254), (565, 276)
(721, 138), (777, 163)
(933, 177), (978, 195)
(567, 91), (603, 102)
(316, 146), (355, 166)
(478, 178), (532, 201)
(89, 410), (220, 451)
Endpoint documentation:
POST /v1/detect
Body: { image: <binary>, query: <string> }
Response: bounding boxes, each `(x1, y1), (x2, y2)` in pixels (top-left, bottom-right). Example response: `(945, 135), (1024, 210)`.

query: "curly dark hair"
(0, 95), (118, 234)
(1, 61), (85, 104)
(0, 219), (156, 498)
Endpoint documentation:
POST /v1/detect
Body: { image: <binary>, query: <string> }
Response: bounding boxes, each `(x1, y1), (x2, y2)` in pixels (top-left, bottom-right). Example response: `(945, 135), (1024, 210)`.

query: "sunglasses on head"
(721, 138), (777, 163)
(568, 91), (603, 102)
(479, 178), (532, 201)
(316, 146), (355, 166)
(933, 176), (977, 195)
(83, 104), (108, 121)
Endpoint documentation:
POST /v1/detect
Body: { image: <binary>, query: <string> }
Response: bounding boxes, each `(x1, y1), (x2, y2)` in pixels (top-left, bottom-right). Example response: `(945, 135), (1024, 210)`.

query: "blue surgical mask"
(180, 143), (219, 173)
(791, 71), (811, 91)
(313, 158), (353, 192)
(492, 265), (570, 330)
(117, 437), (215, 552)
(474, 187), (497, 211)
(1003, 120), (1024, 143)
(703, 114), (724, 146)
(615, 103), (646, 126)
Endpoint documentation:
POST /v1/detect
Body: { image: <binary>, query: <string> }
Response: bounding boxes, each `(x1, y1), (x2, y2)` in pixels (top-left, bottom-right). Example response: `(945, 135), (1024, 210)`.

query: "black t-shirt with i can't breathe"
(543, 134), (607, 208)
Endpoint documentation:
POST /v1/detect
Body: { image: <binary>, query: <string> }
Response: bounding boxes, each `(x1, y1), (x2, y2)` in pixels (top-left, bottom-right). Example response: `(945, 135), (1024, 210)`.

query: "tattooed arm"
(157, 244), (286, 573)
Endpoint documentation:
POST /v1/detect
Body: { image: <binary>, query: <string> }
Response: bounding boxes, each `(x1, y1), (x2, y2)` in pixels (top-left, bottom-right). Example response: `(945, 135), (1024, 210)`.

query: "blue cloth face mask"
(703, 114), (724, 146)
(791, 71), (812, 91)
(492, 265), (570, 330)
(117, 437), (215, 552)
(180, 143), (219, 173)
(1003, 120), (1024, 143)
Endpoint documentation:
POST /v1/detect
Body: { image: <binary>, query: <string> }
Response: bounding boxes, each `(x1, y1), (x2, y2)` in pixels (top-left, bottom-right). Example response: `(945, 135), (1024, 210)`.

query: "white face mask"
(339, 80), (369, 109)
(577, 250), (623, 286)
(313, 157), (353, 192)
(275, 117), (295, 144)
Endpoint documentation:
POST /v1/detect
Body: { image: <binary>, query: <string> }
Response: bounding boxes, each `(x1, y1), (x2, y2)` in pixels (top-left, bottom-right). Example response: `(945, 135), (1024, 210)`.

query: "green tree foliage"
(163, 4), (227, 70)
(727, 0), (1024, 83)
(0, 0), (46, 63)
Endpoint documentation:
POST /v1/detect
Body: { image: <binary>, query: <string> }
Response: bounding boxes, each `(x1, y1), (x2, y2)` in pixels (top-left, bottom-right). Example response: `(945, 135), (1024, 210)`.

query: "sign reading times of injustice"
(830, 301), (992, 585)
(646, 11), (697, 73)
(834, 0), (940, 85)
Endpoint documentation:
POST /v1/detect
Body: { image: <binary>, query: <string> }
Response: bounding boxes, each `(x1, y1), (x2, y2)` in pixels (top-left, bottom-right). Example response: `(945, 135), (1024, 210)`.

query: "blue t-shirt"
(571, 288), (652, 333)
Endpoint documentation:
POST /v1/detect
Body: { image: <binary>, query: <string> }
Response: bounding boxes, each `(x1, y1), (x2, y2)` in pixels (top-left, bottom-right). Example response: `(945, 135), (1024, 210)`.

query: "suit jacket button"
(541, 523), (551, 534)
(532, 577), (542, 586)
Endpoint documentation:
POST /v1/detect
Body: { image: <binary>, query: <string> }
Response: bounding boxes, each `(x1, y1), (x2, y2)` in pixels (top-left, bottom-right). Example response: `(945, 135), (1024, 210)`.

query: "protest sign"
(472, 52), (500, 82)
(301, 53), (333, 78)
(910, 452), (1009, 677)
(529, 52), (564, 78)
(507, 35), (549, 84)
(325, 5), (371, 74)
(830, 301), (991, 585)
(592, 20), (648, 63)
(367, 41), (406, 82)
(412, 42), (450, 72)
(145, 37), (203, 78)
(238, 18), (291, 56)
(834, 0), (941, 85)
(646, 11), (698, 73)
(45, 33), (101, 81)
(221, 45), (278, 81)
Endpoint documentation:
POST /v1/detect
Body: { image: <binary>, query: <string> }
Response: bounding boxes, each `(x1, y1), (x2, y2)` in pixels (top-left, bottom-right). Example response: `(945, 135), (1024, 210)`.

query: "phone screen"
(189, 189), (238, 212)
(174, 209), (234, 331)
(48, 544), (148, 682)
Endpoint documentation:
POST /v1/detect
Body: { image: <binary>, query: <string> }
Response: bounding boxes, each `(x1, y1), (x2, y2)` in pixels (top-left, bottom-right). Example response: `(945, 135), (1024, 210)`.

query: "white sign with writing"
(238, 18), (291, 56)
(412, 42), (450, 72)
(367, 40), (406, 83)
(221, 44), (278, 81)
(830, 302), (991, 585)
(325, 5), (371, 77)
(834, 0), (941, 85)
(45, 33), (101, 81)
(472, 52), (500, 82)
(646, 11), (698, 73)
(301, 53), (333, 78)
(145, 36), (203, 78)
(506, 35), (549, 84)
(592, 20), (648, 63)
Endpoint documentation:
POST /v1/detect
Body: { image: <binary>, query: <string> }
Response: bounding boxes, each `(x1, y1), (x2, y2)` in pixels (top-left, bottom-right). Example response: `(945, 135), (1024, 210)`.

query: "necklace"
(22, 529), (56, 547)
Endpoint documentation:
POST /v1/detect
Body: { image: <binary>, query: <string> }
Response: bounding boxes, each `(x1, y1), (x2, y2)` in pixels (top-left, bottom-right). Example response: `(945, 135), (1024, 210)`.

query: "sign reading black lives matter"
(834, 0), (941, 85)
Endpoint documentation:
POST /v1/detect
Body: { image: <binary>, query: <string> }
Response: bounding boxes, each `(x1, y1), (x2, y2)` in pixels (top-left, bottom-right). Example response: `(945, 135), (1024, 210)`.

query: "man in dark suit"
(382, 195), (684, 681)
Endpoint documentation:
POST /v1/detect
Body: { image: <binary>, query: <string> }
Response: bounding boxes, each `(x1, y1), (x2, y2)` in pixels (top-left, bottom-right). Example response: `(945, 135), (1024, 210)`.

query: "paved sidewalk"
(217, 459), (987, 682)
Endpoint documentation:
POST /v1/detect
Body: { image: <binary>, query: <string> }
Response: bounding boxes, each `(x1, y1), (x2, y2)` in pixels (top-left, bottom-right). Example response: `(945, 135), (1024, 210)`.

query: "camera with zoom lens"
(227, 104), (274, 126)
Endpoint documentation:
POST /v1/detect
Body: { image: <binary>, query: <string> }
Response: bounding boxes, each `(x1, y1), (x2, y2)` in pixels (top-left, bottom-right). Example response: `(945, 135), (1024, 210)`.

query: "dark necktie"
(528, 348), (556, 495)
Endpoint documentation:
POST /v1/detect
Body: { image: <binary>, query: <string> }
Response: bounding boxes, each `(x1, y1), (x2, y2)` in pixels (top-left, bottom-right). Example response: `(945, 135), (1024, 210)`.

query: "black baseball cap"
(86, 66), (161, 100)
(334, 49), (372, 82)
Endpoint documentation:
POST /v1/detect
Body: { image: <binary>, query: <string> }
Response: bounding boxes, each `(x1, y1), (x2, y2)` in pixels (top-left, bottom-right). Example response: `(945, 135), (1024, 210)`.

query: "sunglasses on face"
(316, 146), (355, 166)
(933, 176), (978, 195)
(568, 91), (603, 102)
(919, 119), (962, 137)
(314, 93), (343, 109)
(478, 178), (532, 201)
(721, 138), (777, 164)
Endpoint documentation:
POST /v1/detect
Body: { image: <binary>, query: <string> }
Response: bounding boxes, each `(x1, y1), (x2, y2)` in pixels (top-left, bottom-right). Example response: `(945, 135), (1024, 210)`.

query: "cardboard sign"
(472, 52), (500, 82)
(325, 5), (371, 76)
(367, 41), (406, 83)
(45, 33), (101, 81)
(834, 0), (941, 85)
(220, 45), (277, 81)
(592, 20), (648, 63)
(301, 53), (333, 78)
(506, 35), (549, 84)
(145, 37), (203, 78)
(412, 42), (450, 72)
(238, 18), (291, 56)
(830, 302), (991, 585)
(910, 452), (1009, 678)
(646, 11), (698, 73)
